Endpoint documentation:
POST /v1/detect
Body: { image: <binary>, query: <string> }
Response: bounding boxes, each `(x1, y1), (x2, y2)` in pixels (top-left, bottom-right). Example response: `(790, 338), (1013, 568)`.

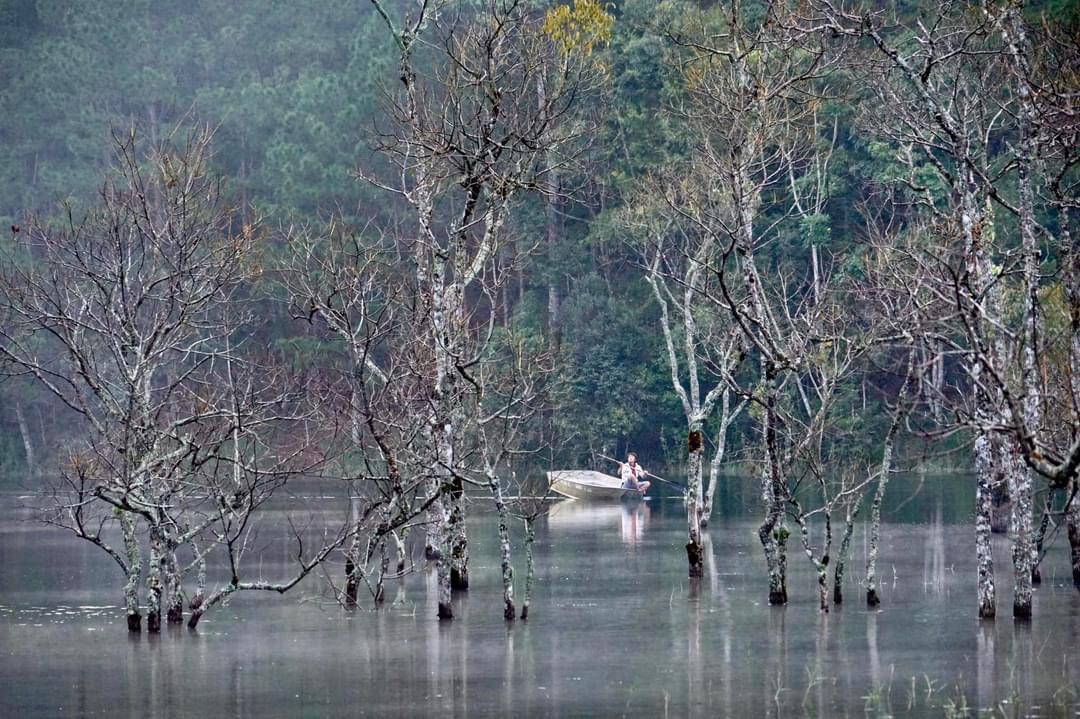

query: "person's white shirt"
(620, 461), (646, 486)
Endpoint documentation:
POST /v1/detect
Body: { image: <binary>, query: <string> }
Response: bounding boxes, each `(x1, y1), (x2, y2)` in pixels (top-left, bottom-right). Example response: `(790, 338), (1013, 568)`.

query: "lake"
(1, 474), (1078, 717)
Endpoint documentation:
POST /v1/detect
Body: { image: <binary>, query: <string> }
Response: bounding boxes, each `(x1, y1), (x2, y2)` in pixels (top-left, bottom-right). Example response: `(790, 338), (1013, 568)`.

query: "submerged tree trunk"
(165, 548), (184, 624)
(964, 190), (999, 620)
(1032, 497), (1051, 586)
(448, 478), (469, 591)
(703, 391), (743, 526)
(865, 358), (911, 606)
(758, 370), (787, 605)
(1004, 439), (1034, 618)
(430, 258), (461, 616)
(520, 517), (536, 621)
(188, 582), (236, 630)
(1000, 6), (1041, 618)
(490, 478), (515, 620)
(146, 527), (164, 633)
(392, 529), (407, 575)
(189, 542), (207, 615)
(794, 503), (830, 612)
(865, 449), (893, 606)
(344, 497), (362, 608)
(686, 423), (705, 578)
(121, 512), (142, 632)
(833, 500), (859, 605)
(374, 542), (390, 605)
(434, 508), (453, 620)
(975, 433), (997, 619)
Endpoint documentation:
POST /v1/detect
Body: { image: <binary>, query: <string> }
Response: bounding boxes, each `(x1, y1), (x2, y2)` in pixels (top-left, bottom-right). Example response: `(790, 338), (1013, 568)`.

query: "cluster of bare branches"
(357, 0), (606, 619)
(0, 0), (605, 633)
(631, 0), (1079, 620)
(801, 0), (1080, 618)
(627, 1), (914, 611)
(0, 128), (356, 631)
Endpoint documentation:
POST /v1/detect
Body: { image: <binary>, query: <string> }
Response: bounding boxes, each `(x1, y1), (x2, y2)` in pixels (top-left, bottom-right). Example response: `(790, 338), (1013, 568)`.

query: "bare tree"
(656, 0), (851, 604)
(625, 170), (748, 578)
(469, 330), (553, 620)
(279, 220), (462, 611)
(810, 0), (1080, 617)
(0, 128), (345, 632)
(366, 0), (605, 618)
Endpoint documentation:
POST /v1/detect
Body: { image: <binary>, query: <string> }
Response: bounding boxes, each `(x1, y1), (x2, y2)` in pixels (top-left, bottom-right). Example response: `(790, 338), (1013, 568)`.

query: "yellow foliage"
(543, 0), (614, 57)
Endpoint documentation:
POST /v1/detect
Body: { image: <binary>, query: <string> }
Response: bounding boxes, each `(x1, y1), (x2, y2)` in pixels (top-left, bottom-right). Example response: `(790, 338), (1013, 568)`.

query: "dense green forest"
(0, 0), (678, 469)
(4, 0), (1049, 472)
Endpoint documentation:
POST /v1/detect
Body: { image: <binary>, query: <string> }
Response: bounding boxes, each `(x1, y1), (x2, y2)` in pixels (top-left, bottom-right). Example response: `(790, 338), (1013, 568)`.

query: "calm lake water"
(1, 475), (1078, 717)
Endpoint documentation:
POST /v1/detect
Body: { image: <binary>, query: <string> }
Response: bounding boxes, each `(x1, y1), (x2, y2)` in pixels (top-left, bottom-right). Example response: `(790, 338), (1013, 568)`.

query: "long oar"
(597, 454), (687, 494)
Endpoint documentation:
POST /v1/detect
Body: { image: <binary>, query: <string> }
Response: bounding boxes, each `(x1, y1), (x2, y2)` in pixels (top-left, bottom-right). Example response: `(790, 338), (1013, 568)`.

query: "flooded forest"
(1, 0), (1079, 716)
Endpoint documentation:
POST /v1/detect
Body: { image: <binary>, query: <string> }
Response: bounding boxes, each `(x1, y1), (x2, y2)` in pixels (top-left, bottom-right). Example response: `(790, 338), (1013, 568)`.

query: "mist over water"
(1, 475), (1078, 717)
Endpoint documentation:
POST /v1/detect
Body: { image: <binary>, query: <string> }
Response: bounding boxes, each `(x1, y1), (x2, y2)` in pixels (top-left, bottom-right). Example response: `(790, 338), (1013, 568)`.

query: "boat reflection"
(546, 499), (651, 545)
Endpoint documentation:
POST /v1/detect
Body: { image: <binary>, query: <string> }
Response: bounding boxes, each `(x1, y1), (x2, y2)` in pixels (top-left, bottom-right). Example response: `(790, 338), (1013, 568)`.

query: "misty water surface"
(1, 475), (1079, 717)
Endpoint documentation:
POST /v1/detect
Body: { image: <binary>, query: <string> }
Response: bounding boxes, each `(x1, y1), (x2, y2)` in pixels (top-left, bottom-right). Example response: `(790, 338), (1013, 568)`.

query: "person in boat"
(619, 453), (651, 493)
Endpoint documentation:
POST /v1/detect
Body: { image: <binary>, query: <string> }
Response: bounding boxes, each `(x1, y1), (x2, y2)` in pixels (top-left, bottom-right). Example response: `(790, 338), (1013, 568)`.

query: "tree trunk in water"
(1031, 499), (1050, 586)
(865, 472), (888, 607)
(975, 433), (997, 619)
(392, 530), (407, 574)
(121, 512), (142, 632)
(758, 480), (788, 604)
(146, 528), (164, 633)
(187, 583), (236, 629)
(817, 564), (829, 613)
(491, 480), (515, 620)
(448, 478), (469, 591)
(686, 426), (705, 578)
(758, 373), (787, 605)
(864, 366), (909, 607)
(1003, 440), (1034, 618)
(702, 390), (735, 527)
(374, 543), (390, 605)
(344, 497), (362, 608)
(189, 543), (206, 615)
(833, 504), (858, 605)
(521, 517), (536, 620)
(165, 548), (183, 624)
(960, 185), (999, 620)
(344, 554), (360, 608)
(431, 494), (452, 620)
(1001, 9), (1043, 610)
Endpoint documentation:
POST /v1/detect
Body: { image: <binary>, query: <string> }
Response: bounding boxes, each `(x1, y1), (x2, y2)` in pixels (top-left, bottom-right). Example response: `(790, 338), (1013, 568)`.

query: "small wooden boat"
(547, 470), (647, 501)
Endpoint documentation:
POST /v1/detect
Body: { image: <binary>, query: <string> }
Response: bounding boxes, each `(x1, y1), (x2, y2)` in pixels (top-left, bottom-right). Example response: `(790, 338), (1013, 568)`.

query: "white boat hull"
(547, 470), (646, 501)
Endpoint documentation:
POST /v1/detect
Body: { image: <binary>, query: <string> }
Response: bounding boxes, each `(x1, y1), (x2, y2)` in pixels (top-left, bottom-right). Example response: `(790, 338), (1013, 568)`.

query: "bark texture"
(121, 512), (142, 632)
(975, 433), (997, 619)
